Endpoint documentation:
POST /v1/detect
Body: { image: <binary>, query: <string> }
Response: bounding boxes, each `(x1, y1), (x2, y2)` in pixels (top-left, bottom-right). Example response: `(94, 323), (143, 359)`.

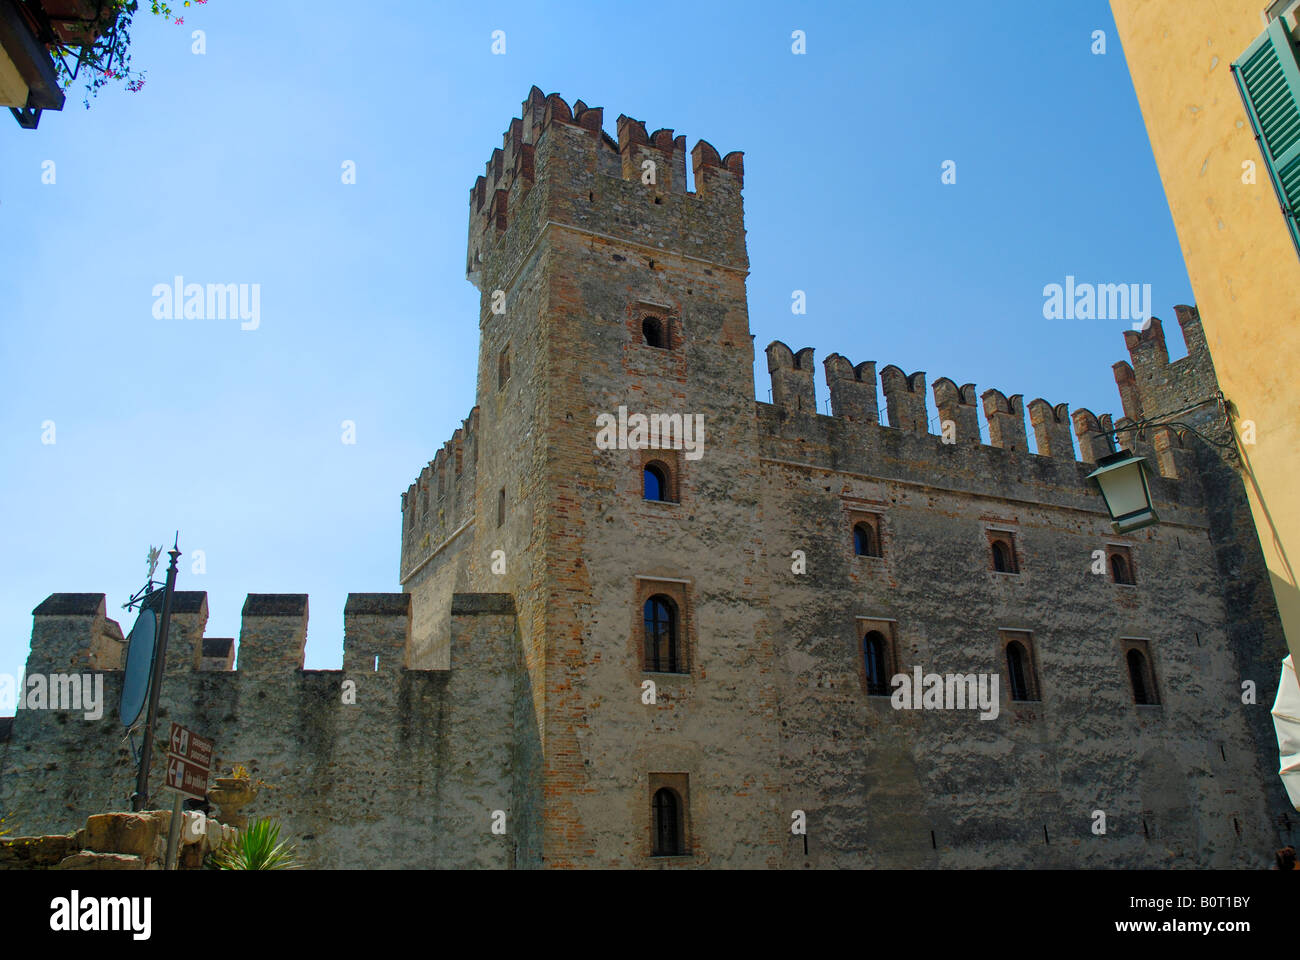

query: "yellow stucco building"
(1110, 1), (1300, 686)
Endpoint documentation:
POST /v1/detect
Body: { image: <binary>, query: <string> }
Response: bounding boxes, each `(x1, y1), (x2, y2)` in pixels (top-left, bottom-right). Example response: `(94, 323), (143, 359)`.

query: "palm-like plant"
(211, 817), (298, 870)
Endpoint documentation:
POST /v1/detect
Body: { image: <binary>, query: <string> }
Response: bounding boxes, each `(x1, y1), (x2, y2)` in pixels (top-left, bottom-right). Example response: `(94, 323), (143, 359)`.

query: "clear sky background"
(0, 0), (1194, 680)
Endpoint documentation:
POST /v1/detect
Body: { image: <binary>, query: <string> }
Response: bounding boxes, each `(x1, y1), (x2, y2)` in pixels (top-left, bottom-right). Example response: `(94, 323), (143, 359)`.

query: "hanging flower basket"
(41, 0), (208, 108)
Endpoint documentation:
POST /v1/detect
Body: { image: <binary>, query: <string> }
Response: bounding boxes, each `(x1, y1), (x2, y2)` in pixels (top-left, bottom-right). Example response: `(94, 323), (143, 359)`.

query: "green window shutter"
(1233, 17), (1300, 255)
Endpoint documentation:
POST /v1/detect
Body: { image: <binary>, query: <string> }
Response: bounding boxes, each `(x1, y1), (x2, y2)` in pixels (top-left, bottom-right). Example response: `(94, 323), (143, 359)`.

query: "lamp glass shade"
(1086, 450), (1158, 533)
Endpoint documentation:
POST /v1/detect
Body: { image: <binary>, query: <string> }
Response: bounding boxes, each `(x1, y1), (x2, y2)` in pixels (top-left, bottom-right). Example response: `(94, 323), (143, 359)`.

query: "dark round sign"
(119, 607), (157, 727)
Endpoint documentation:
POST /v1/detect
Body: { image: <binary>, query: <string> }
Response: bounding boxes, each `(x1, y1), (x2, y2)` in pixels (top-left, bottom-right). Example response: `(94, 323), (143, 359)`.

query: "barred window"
(643, 595), (682, 673)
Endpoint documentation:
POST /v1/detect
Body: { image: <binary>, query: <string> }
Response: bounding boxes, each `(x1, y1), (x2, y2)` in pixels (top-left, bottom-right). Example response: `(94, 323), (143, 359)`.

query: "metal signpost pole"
(132, 537), (180, 813)
(164, 792), (183, 869)
(161, 723), (213, 870)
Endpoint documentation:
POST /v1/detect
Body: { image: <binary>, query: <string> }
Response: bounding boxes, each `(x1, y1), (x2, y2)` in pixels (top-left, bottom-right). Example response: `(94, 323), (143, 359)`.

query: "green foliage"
(211, 817), (299, 870)
(0, 807), (18, 838)
(48, 0), (199, 108)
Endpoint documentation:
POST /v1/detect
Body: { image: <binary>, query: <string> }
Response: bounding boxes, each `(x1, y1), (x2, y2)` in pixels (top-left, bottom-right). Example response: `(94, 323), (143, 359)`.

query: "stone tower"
(401, 86), (782, 866)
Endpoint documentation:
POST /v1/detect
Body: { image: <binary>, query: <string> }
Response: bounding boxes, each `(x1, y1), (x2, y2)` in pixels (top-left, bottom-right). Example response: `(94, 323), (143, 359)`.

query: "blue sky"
(0, 0), (1193, 679)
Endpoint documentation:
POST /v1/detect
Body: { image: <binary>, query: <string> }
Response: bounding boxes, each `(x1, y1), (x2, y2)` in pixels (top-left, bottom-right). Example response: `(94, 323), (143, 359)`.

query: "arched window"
(642, 316), (668, 349)
(992, 539), (1015, 574)
(497, 487), (506, 527)
(1006, 640), (1031, 701)
(853, 522), (879, 558)
(644, 595), (681, 673)
(1127, 648), (1154, 704)
(1111, 553), (1134, 585)
(863, 630), (889, 695)
(652, 787), (683, 856)
(644, 462), (670, 502)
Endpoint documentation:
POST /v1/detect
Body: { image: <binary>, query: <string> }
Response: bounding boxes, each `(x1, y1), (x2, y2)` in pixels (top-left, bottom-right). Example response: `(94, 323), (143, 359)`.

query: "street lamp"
(1085, 393), (1238, 534)
(1087, 450), (1159, 533)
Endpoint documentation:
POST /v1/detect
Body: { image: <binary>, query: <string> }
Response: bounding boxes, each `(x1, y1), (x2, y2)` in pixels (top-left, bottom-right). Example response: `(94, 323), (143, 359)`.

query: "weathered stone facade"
(1, 88), (1291, 868)
(0, 592), (535, 868)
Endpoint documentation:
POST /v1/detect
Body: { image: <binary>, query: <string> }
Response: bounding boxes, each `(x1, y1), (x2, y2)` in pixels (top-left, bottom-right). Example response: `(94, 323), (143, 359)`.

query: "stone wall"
(755, 311), (1288, 866)
(0, 592), (535, 869)
(0, 809), (236, 871)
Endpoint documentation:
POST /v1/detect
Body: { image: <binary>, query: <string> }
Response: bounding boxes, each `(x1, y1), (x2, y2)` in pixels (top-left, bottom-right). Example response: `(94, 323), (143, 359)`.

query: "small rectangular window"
(988, 530), (1020, 575)
(1121, 638), (1160, 706)
(637, 577), (691, 675)
(649, 773), (691, 857)
(498, 345), (511, 389)
(642, 450), (681, 503)
(1000, 630), (1041, 702)
(857, 618), (897, 697)
(1107, 544), (1136, 585)
(850, 512), (884, 559)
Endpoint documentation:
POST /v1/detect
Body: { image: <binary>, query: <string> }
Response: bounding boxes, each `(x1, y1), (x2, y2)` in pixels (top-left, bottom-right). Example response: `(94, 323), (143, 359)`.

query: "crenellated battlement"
(1026, 399), (1074, 462)
(880, 365), (928, 433)
(469, 86), (743, 208)
(401, 407), (480, 578)
(825, 353), (879, 423)
(1115, 307), (1220, 423)
(932, 378), (979, 444)
(18, 590), (524, 679)
(757, 304), (1220, 503)
(616, 115), (688, 193)
(981, 389), (1028, 453)
(466, 87), (746, 291)
(765, 341), (818, 414)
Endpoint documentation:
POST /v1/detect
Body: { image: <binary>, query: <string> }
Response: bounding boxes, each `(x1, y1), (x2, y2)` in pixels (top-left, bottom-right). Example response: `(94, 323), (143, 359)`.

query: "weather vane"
(125, 544), (167, 611)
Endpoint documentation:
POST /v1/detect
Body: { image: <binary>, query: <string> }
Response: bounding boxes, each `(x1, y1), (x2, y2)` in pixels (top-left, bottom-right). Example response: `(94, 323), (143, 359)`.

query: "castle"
(0, 87), (1292, 868)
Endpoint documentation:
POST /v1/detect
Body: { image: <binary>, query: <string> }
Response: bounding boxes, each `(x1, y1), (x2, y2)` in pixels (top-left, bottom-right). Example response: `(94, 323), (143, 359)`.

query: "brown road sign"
(165, 755), (209, 800)
(168, 722), (213, 771)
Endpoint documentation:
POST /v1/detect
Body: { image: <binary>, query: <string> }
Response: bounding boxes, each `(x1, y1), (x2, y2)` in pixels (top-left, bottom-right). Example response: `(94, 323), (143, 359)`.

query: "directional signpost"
(168, 723), (213, 776)
(165, 755), (209, 800)
(163, 722), (213, 869)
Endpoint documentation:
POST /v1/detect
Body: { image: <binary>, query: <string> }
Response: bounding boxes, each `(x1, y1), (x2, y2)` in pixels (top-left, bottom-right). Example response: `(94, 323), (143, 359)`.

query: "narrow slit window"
(643, 595), (682, 673)
(652, 787), (683, 856)
(863, 631), (889, 695)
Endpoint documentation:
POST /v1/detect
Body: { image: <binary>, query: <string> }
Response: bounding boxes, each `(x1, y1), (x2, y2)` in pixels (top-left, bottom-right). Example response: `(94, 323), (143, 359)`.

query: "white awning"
(1272, 656), (1300, 810)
